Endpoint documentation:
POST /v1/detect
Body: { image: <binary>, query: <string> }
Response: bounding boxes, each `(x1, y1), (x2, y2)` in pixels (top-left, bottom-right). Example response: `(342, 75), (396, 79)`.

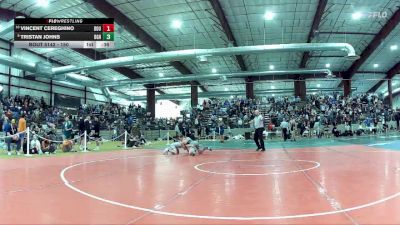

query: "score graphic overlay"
(14, 18), (114, 49)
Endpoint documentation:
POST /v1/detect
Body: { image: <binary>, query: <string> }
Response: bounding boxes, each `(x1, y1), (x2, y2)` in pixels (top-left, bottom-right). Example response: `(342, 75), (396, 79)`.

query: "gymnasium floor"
(2, 136), (400, 224)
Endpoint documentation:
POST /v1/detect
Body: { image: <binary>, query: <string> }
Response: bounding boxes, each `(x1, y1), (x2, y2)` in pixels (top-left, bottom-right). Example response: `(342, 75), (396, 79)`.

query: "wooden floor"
(2, 143), (400, 224)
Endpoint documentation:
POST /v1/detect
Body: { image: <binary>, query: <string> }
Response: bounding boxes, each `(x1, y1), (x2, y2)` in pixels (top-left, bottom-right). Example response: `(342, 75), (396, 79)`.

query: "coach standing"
(252, 110), (265, 151)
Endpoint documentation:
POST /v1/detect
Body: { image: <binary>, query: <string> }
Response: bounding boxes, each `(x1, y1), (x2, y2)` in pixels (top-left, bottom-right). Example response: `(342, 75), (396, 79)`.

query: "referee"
(252, 110), (265, 151)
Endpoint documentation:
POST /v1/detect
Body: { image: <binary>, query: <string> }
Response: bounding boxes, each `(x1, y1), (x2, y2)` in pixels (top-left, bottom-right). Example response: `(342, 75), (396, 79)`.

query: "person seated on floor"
(298, 122), (306, 137)
(323, 125), (330, 137)
(41, 135), (56, 154)
(364, 117), (373, 134)
(343, 122), (353, 136)
(332, 125), (340, 137)
(127, 136), (140, 148)
(30, 135), (43, 154)
(61, 139), (74, 152)
(265, 122), (276, 139)
(383, 123), (389, 133)
(139, 134), (147, 145)
(372, 120), (378, 134)
(356, 122), (365, 136)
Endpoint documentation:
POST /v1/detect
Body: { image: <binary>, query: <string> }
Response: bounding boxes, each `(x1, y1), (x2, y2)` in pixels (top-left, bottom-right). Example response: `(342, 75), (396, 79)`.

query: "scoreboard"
(14, 18), (114, 49)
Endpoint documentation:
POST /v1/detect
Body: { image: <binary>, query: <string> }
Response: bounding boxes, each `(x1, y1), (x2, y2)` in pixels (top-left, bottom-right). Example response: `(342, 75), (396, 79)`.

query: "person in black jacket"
(84, 116), (91, 136)
(78, 116), (85, 150)
(395, 111), (400, 131)
(83, 116), (91, 150)
(92, 117), (101, 150)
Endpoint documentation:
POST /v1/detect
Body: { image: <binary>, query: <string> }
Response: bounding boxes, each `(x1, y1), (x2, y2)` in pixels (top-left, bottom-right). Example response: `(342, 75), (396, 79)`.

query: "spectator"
(92, 117), (100, 150)
(280, 118), (289, 141)
(17, 113), (26, 154)
(4, 117), (20, 155)
(332, 125), (340, 137)
(41, 135), (56, 154)
(62, 116), (73, 140)
(30, 135), (43, 154)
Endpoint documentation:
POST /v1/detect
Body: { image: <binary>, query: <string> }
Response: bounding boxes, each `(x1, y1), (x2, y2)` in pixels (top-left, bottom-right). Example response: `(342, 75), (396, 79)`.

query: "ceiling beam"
(299, 0), (328, 68)
(318, 31), (377, 35)
(152, 73), (329, 87)
(105, 44), (147, 52)
(343, 8), (400, 80)
(0, 8), (25, 21)
(387, 61), (400, 79)
(85, 0), (208, 92)
(368, 80), (385, 93)
(73, 49), (142, 79)
(255, 74), (328, 81)
(154, 81), (193, 88)
(208, 0), (247, 71)
(368, 61), (400, 92)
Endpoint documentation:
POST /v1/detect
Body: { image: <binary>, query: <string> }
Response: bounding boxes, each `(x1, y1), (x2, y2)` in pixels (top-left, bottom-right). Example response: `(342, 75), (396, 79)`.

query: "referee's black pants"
(254, 127), (265, 150)
(282, 128), (288, 141)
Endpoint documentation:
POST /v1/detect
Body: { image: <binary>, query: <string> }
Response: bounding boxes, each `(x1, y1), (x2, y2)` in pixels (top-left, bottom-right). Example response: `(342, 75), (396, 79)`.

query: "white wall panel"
(11, 77), (50, 92)
(86, 92), (107, 102)
(10, 68), (23, 76)
(0, 74), (9, 84)
(1, 86), (9, 96)
(53, 80), (85, 90)
(86, 99), (107, 105)
(393, 95), (400, 109)
(36, 77), (51, 83)
(0, 48), (9, 74)
(0, 40), (9, 49)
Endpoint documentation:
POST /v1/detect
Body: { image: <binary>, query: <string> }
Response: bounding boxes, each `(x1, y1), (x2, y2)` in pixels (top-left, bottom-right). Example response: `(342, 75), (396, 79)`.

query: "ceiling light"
(36, 0), (49, 7)
(112, 77), (117, 81)
(271, 85), (275, 89)
(272, 94), (275, 97)
(264, 12), (275, 20)
(325, 63), (331, 68)
(171, 20), (182, 29)
(224, 87), (228, 91)
(159, 72), (164, 77)
(352, 12), (363, 20)
(390, 45), (398, 51)
(230, 95), (233, 98)
(373, 63), (379, 68)
(317, 84), (321, 88)
(211, 68), (217, 73)
(312, 92), (316, 95)
(269, 65), (275, 70)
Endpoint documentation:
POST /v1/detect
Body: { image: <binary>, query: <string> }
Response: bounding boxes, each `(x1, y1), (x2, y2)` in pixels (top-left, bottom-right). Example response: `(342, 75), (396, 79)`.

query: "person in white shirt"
(251, 110), (265, 151)
(30, 135), (43, 154)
